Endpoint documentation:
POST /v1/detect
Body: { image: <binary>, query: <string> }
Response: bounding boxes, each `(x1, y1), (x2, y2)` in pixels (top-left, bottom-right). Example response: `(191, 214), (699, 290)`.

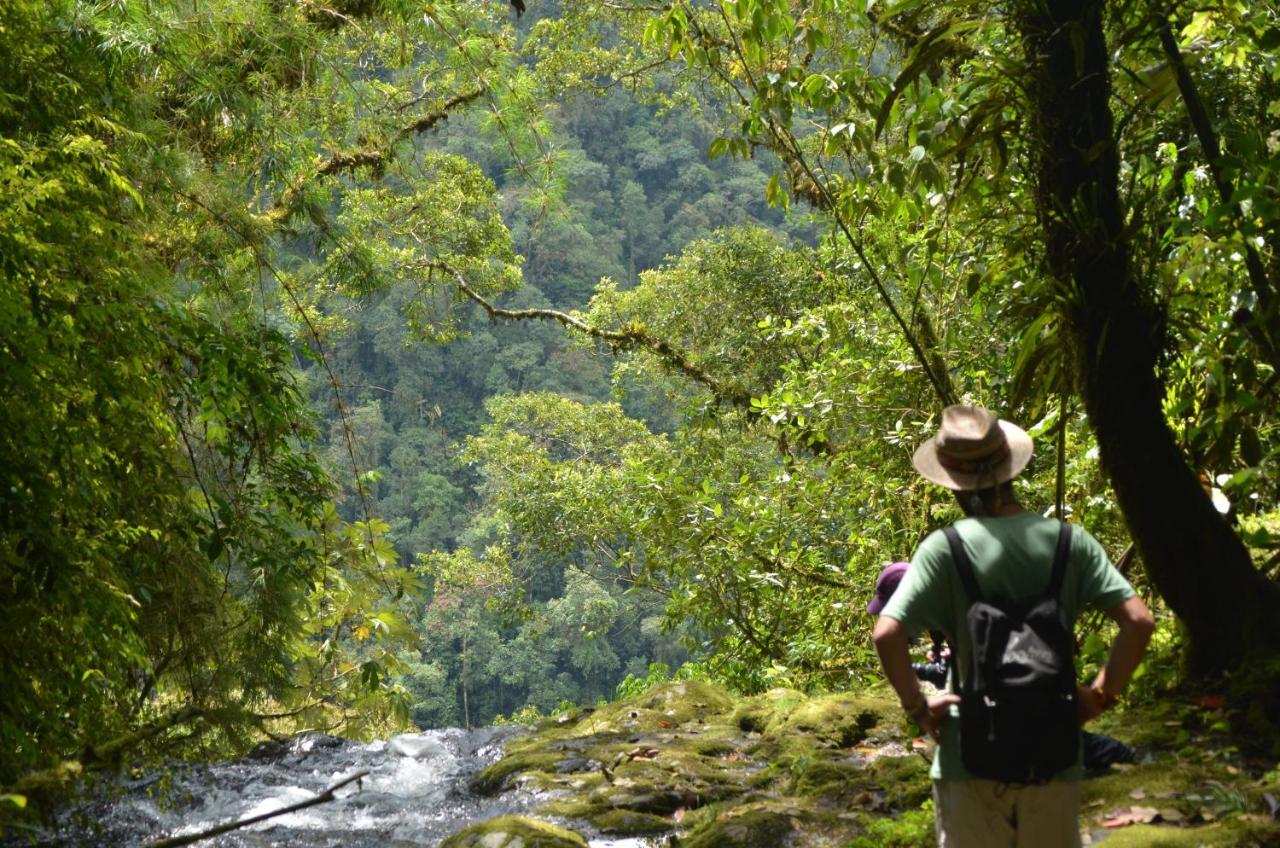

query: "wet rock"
(438, 815), (588, 848)
(610, 788), (689, 815)
(552, 757), (600, 774)
(247, 732), (346, 761)
(389, 733), (447, 759)
(473, 750), (566, 795)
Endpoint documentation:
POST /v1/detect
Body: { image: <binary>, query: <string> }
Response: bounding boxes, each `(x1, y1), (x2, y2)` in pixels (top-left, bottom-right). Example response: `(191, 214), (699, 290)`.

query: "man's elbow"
(872, 615), (902, 647)
(1135, 607), (1156, 639)
(1117, 596), (1155, 637)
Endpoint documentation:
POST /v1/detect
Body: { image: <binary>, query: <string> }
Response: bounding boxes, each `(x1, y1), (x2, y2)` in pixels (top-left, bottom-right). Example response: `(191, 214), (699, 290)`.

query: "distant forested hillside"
(309, 83), (810, 725)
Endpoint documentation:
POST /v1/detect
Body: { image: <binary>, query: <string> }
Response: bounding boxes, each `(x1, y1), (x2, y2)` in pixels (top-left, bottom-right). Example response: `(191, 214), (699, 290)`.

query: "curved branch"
(438, 263), (839, 454)
(435, 262), (755, 408)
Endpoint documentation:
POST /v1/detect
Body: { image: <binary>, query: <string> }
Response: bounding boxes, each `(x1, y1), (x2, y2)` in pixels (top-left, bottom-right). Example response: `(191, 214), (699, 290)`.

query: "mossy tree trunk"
(1015, 0), (1280, 675)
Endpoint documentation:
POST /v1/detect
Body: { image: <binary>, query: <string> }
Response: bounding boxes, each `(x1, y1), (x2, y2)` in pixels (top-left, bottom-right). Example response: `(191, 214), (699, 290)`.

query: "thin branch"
(164, 185), (382, 554)
(1157, 16), (1280, 365)
(145, 770), (369, 848)
(600, 0), (668, 10)
(270, 87), (486, 218)
(175, 420), (234, 599)
(686, 5), (956, 405)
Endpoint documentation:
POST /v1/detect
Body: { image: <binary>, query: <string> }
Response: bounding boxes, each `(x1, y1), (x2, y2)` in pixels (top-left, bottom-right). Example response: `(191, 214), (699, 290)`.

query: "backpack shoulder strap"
(943, 525), (983, 604)
(1044, 522), (1073, 599)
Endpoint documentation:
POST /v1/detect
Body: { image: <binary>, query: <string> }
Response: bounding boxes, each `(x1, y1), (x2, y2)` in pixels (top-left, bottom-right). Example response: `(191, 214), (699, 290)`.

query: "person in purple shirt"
(867, 562), (949, 687)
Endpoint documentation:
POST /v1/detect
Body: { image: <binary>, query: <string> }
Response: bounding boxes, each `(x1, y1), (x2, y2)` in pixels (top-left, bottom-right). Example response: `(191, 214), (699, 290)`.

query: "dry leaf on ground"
(1100, 806), (1159, 828)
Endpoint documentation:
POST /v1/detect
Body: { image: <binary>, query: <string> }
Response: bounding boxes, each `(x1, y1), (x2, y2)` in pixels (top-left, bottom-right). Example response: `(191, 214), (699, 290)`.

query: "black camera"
(912, 634), (950, 687)
(912, 660), (948, 687)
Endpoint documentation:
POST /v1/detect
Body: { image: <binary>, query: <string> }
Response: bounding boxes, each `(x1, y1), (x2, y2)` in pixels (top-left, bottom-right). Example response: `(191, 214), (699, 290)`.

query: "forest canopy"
(1, 0), (1278, 800)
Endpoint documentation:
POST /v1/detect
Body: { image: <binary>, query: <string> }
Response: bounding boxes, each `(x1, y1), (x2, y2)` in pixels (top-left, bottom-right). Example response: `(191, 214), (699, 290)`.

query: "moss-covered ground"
(1079, 694), (1279, 846)
(459, 681), (1279, 847)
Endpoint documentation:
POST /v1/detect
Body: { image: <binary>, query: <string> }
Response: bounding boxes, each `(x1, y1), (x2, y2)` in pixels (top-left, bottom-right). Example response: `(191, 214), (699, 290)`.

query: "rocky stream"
(10, 681), (1278, 847)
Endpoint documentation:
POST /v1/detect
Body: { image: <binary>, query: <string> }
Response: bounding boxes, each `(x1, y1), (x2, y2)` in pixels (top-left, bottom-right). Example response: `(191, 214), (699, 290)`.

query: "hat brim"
(912, 420), (1033, 491)
(866, 595), (888, 615)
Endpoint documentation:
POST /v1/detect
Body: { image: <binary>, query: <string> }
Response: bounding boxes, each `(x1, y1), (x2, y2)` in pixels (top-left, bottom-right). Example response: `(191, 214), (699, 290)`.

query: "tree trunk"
(1016, 0), (1280, 675)
(460, 632), (471, 730)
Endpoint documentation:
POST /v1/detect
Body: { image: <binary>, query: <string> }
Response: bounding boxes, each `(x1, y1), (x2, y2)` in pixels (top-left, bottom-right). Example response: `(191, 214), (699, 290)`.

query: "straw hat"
(912, 405), (1033, 491)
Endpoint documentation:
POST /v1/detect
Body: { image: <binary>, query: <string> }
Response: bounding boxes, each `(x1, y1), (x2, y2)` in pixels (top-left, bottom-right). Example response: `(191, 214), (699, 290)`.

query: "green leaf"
(1239, 427), (1263, 466)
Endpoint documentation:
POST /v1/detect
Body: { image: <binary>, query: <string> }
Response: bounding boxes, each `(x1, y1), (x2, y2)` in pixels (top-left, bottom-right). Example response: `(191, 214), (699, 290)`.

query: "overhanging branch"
(435, 262), (755, 408)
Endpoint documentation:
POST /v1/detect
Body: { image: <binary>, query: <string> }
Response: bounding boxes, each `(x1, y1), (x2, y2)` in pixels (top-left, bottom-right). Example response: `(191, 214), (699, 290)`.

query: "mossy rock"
(525, 767), (608, 795)
(587, 808), (673, 835)
(533, 706), (599, 732)
(589, 679), (735, 729)
(776, 693), (891, 747)
(680, 803), (797, 848)
(783, 752), (863, 796)
(438, 815), (588, 848)
(865, 754), (932, 807)
(471, 751), (563, 795)
(731, 688), (807, 734)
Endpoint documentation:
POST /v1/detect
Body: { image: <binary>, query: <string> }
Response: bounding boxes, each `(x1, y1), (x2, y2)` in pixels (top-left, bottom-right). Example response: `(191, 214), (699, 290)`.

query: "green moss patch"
(679, 802), (797, 848)
(776, 693), (896, 748)
(730, 687), (807, 734)
(587, 808), (673, 835)
(864, 754), (932, 808)
(1084, 818), (1276, 847)
(438, 815), (588, 848)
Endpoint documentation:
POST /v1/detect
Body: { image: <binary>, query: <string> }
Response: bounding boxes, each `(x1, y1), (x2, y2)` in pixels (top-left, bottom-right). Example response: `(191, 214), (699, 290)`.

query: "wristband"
(902, 698), (930, 722)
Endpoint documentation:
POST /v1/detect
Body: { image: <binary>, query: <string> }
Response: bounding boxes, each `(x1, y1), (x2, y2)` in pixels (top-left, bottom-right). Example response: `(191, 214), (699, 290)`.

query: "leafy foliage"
(4, 0), (1280, 800)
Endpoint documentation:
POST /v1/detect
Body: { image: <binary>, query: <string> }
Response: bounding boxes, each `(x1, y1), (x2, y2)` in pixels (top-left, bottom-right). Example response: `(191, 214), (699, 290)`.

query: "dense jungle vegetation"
(2, 0), (1279, 820)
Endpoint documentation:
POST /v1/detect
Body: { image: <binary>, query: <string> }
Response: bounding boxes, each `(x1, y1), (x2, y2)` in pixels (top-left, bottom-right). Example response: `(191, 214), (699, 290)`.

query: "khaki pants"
(933, 779), (1081, 848)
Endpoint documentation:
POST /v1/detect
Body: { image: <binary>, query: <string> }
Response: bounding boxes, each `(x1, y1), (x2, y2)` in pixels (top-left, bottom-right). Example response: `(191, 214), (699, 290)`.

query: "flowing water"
(16, 729), (661, 847)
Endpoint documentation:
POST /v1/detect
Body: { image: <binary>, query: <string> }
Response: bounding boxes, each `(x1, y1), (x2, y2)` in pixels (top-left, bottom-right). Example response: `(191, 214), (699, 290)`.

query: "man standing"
(873, 405), (1154, 847)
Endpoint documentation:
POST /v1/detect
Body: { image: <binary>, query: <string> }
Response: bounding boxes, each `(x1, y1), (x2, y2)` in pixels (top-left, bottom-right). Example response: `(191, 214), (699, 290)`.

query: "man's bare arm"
(1079, 595), (1155, 723)
(873, 614), (959, 739)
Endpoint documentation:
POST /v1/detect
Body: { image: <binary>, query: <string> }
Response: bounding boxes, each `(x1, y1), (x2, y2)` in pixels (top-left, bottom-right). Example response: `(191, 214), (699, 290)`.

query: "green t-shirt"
(880, 512), (1135, 781)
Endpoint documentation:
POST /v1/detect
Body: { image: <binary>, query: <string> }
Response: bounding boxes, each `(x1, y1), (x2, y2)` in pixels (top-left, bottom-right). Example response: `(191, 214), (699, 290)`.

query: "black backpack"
(942, 522), (1079, 784)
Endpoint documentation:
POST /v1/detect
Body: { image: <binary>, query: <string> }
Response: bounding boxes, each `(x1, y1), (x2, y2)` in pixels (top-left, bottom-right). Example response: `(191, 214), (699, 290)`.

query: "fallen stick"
(145, 769), (369, 847)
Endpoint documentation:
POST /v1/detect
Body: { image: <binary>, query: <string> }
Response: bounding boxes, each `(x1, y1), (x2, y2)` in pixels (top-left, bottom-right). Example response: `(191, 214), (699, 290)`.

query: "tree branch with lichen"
(268, 87), (487, 221)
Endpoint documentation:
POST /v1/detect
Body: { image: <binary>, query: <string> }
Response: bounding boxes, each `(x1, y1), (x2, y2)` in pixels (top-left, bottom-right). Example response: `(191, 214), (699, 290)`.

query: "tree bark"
(1015, 0), (1280, 675)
